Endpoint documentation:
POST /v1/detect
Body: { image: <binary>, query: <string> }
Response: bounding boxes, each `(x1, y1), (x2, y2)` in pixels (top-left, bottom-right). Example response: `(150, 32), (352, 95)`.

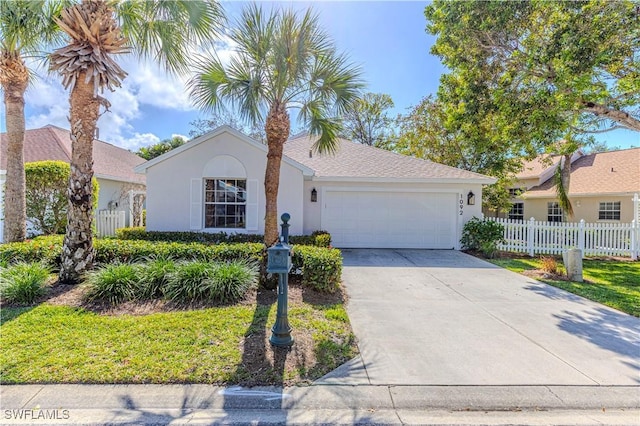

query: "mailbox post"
(267, 214), (294, 347)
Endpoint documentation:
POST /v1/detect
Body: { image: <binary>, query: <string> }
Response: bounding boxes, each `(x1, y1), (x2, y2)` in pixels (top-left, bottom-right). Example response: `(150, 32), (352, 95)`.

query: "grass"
(489, 256), (640, 317)
(0, 292), (356, 385)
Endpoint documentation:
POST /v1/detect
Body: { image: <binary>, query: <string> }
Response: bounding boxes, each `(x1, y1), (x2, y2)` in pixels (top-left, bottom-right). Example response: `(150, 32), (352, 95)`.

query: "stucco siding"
(523, 195), (637, 223)
(145, 132), (304, 235)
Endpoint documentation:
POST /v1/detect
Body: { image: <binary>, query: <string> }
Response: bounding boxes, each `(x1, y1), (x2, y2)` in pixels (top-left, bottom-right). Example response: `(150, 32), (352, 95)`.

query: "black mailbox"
(267, 242), (292, 274)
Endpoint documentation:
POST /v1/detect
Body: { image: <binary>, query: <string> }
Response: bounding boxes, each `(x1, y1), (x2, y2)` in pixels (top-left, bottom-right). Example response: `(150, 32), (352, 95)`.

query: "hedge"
(115, 227), (332, 248)
(0, 235), (342, 292)
(292, 245), (342, 293)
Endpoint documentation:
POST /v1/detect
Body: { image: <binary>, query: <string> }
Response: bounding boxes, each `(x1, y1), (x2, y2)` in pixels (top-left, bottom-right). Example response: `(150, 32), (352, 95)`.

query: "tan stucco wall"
(522, 194), (637, 223)
(145, 132), (304, 235)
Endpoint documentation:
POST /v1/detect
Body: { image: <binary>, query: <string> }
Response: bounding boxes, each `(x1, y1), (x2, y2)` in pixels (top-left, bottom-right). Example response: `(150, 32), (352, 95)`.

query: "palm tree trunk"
(555, 153), (573, 220)
(263, 102), (290, 246)
(1, 56), (28, 243)
(59, 70), (99, 284)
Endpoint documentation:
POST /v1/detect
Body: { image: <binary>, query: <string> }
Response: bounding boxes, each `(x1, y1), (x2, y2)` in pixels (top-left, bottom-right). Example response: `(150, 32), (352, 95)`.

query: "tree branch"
(581, 101), (640, 132)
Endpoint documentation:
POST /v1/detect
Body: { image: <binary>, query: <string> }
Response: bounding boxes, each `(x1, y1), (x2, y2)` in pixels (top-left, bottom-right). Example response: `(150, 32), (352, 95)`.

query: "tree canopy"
(136, 136), (186, 160)
(425, 0), (640, 147)
(341, 92), (395, 146)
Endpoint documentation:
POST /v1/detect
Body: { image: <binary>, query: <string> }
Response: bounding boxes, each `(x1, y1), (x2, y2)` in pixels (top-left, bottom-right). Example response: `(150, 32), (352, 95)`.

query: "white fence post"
(527, 217), (535, 257)
(578, 219), (585, 258)
(632, 220), (638, 261)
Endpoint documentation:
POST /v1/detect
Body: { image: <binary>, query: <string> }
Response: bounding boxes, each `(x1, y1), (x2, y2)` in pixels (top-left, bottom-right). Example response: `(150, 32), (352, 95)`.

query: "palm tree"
(0, 0), (67, 242)
(189, 5), (363, 245)
(49, 0), (223, 283)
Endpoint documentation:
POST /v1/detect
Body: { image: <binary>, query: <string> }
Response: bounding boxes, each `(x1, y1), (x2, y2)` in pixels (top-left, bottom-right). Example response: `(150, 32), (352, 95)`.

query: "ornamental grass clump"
(84, 263), (141, 305)
(540, 256), (559, 275)
(164, 260), (258, 303)
(209, 261), (259, 304)
(0, 262), (51, 305)
(164, 261), (217, 302)
(136, 257), (177, 300)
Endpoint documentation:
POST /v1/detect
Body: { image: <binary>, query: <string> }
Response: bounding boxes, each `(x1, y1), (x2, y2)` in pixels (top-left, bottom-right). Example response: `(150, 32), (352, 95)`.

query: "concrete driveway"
(322, 249), (640, 386)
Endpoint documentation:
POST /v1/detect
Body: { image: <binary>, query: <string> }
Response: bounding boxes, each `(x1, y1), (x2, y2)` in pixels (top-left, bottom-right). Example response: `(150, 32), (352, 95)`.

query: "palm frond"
(116, 0), (224, 74)
(188, 3), (362, 149)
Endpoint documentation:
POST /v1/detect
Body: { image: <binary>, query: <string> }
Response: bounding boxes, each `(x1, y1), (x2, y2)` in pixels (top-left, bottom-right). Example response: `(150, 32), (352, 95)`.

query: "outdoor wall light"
(311, 188), (318, 202)
(467, 191), (475, 206)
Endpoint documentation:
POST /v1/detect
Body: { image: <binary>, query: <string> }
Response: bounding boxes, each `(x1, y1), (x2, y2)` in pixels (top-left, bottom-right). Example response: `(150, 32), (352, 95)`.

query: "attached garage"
(322, 190), (458, 249)
(137, 126), (495, 249)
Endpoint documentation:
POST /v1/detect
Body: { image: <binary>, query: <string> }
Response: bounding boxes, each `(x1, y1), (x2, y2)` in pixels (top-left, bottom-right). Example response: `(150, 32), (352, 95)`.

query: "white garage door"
(322, 190), (458, 249)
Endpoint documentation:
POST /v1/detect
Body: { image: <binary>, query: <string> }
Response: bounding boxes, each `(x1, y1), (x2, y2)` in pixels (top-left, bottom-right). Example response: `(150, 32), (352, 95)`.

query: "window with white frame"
(508, 202), (524, 220)
(598, 201), (621, 220)
(204, 179), (247, 228)
(547, 202), (563, 222)
(509, 188), (525, 198)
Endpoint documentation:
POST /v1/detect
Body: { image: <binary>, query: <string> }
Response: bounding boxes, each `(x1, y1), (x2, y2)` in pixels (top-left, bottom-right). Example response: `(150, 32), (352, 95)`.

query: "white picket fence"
(491, 217), (639, 260)
(96, 210), (125, 237)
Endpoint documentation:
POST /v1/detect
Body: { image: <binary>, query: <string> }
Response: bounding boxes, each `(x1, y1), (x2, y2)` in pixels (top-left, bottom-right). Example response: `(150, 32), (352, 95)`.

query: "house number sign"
(459, 194), (464, 216)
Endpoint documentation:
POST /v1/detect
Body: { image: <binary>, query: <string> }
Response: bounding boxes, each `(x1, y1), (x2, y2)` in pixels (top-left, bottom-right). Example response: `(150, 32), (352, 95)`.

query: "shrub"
(0, 235), (63, 267)
(25, 161), (99, 235)
(0, 262), (51, 305)
(292, 246), (342, 292)
(460, 218), (504, 258)
(116, 228), (331, 247)
(84, 263), (141, 305)
(540, 256), (559, 275)
(93, 239), (263, 264)
(0, 236), (342, 294)
(290, 230), (331, 247)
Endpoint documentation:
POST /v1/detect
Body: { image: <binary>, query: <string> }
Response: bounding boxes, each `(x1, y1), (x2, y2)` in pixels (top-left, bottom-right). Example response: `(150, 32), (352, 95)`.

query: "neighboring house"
(506, 147), (640, 223)
(0, 125), (146, 241)
(135, 126), (494, 249)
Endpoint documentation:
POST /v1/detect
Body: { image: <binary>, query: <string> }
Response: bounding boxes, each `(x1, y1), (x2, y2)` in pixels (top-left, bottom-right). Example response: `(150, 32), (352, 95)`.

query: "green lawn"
(489, 257), (640, 317)
(0, 294), (356, 385)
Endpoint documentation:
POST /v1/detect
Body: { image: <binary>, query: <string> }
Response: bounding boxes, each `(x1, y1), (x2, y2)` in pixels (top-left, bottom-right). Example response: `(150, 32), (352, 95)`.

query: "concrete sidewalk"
(2, 383), (639, 425)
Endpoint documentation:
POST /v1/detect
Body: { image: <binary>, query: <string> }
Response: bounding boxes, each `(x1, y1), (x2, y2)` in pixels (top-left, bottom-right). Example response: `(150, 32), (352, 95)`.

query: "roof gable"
(135, 125), (314, 176)
(524, 147), (640, 197)
(0, 125), (146, 185)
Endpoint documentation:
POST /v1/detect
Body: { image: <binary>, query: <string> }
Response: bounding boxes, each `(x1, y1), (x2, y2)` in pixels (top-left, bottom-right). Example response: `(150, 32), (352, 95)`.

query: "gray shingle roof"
(283, 135), (494, 182)
(1, 125), (146, 185)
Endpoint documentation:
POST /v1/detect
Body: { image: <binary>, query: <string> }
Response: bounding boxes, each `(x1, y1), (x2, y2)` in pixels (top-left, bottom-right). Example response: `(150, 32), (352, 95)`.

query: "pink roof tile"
(1, 125), (145, 185)
(517, 154), (561, 179)
(525, 148), (640, 197)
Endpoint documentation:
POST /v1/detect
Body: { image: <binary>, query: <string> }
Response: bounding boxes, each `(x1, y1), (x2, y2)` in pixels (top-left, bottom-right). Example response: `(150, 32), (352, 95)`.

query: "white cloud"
(110, 132), (160, 151)
(20, 35), (239, 150)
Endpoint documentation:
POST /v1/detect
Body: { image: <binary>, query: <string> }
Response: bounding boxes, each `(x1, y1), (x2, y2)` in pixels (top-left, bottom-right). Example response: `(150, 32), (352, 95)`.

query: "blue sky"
(5, 1), (639, 150)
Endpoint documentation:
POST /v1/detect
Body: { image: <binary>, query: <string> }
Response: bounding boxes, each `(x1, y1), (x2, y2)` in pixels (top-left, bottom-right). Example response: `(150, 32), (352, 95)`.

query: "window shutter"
(190, 178), (202, 230)
(246, 179), (259, 231)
